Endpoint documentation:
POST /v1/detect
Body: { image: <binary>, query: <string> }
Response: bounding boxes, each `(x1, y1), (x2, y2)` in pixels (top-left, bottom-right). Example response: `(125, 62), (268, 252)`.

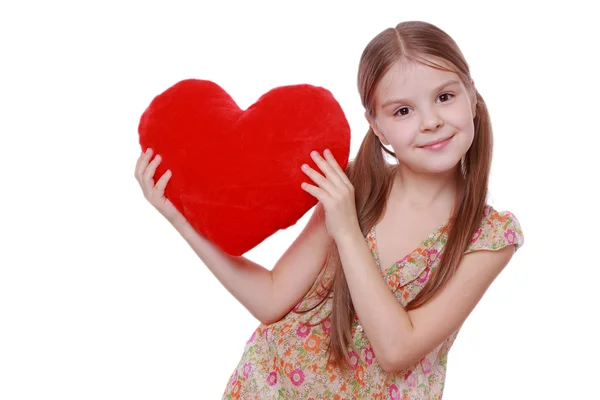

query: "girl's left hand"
(301, 149), (360, 242)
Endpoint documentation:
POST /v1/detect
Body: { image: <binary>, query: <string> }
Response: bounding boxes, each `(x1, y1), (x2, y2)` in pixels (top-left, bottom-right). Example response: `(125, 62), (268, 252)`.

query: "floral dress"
(222, 205), (524, 399)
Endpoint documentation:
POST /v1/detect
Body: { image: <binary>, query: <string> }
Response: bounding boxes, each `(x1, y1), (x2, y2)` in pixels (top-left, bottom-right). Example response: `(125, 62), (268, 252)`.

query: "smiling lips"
(419, 135), (454, 151)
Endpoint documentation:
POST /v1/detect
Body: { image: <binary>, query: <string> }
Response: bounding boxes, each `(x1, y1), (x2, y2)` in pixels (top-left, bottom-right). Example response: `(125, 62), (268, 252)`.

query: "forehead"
(374, 58), (463, 106)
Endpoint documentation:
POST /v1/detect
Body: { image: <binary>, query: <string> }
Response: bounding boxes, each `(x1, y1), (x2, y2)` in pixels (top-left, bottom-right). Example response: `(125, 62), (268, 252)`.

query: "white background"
(1, 0), (598, 399)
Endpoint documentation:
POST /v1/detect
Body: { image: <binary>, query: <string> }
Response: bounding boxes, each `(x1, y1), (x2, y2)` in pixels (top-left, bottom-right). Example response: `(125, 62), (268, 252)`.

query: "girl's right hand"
(134, 148), (184, 224)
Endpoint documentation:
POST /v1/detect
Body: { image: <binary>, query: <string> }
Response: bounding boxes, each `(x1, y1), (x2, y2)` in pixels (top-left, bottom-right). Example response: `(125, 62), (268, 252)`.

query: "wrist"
(169, 213), (191, 232)
(333, 223), (364, 247)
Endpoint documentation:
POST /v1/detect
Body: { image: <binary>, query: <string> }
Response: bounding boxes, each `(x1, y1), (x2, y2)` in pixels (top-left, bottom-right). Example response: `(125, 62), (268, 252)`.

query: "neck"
(391, 164), (460, 212)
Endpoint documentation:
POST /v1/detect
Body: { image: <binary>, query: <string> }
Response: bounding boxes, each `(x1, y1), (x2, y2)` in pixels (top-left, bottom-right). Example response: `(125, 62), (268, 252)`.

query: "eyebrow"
(381, 79), (461, 108)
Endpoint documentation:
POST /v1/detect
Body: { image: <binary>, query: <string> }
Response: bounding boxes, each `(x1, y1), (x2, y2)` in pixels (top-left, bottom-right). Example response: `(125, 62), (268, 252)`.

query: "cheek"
(376, 120), (400, 144)
(390, 133), (415, 151)
(463, 116), (476, 140)
(455, 118), (475, 151)
(458, 116), (474, 135)
(449, 104), (475, 136)
(381, 120), (416, 145)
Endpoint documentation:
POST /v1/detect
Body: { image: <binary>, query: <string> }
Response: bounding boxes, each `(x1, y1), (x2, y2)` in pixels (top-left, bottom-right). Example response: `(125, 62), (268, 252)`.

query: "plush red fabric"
(138, 79), (351, 256)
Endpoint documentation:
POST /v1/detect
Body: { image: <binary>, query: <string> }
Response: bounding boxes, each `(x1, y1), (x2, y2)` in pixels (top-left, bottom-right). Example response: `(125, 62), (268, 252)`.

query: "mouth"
(419, 135), (455, 151)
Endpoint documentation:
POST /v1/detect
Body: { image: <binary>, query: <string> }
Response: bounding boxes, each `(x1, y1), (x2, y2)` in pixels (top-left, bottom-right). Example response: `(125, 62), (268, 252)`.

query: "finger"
(154, 169), (172, 194)
(142, 153), (162, 186)
(135, 148), (153, 182)
(323, 149), (352, 186)
(134, 151), (144, 181)
(301, 164), (335, 194)
(310, 151), (344, 187)
(301, 182), (326, 202)
(325, 150), (353, 186)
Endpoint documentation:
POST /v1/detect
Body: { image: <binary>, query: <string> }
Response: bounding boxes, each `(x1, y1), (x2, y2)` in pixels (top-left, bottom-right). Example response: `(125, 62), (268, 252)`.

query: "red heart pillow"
(138, 79), (351, 256)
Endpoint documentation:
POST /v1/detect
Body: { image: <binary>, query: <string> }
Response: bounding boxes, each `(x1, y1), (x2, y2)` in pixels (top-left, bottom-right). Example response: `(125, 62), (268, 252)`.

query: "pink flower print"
(289, 368), (305, 386)
(504, 229), (516, 245)
(246, 330), (256, 345)
(389, 384), (400, 400)
(296, 323), (311, 338)
(266, 371), (278, 386)
(470, 228), (483, 244)
(405, 369), (417, 388)
(416, 266), (431, 284)
(364, 347), (375, 365)
(321, 317), (332, 334)
(231, 369), (238, 386)
(242, 363), (253, 379)
(427, 249), (439, 264)
(348, 350), (359, 369)
(420, 355), (433, 374)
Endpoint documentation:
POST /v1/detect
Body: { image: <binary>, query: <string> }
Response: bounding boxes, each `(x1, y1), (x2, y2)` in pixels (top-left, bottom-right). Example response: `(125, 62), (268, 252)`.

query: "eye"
(394, 107), (411, 116)
(437, 92), (454, 102)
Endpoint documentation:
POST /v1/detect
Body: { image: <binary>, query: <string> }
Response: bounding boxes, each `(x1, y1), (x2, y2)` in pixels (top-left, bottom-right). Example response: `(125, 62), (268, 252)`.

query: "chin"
(400, 159), (460, 176)
(419, 141), (471, 174)
(423, 162), (461, 175)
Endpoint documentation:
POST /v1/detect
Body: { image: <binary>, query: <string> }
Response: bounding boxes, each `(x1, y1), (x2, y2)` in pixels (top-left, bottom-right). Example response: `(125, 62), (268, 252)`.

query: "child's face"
(368, 57), (477, 175)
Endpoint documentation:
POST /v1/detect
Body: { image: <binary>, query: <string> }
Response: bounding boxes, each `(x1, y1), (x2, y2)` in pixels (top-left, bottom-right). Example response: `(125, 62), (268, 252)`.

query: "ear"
(365, 111), (390, 146)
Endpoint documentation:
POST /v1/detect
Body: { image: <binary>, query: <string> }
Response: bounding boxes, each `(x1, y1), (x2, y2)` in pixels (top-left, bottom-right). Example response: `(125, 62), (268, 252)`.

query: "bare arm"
(335, 229), (515, 372)
(294, 148), (522, 372)
(171, 202), (332, 324)
(136, 148), (333, 325)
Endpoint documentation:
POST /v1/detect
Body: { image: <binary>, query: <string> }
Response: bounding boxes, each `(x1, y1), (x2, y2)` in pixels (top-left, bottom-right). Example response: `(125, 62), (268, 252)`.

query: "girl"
(135, 20), (524, 399)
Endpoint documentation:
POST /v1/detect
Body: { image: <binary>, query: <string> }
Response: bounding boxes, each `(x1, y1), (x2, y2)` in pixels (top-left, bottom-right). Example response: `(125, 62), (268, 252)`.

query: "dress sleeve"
(465, 207), (524, 254)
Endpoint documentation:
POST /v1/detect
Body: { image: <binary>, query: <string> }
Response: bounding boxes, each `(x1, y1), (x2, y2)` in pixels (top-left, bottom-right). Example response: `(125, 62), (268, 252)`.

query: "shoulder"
(465, 204), (525, 254)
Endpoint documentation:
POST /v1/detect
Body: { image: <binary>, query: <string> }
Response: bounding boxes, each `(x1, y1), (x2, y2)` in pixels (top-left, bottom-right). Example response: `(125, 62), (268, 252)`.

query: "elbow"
(255, 306), (289, 326)
(376, 316), (419, 372)
(255, 310), (279, 326)
(378, 346), (418, 374)
(253, 285), (289, 325)
(257, 273), (291, 325)
(258, 315), (281, 326)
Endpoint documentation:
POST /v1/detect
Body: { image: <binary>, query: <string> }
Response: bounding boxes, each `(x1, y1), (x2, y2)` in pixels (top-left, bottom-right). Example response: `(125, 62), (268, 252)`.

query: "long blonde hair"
(296, 21), (493, 371)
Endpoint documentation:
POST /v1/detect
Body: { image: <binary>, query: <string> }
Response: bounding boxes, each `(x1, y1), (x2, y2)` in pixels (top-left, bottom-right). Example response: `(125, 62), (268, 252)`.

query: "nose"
(419, 109), (444, 132)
